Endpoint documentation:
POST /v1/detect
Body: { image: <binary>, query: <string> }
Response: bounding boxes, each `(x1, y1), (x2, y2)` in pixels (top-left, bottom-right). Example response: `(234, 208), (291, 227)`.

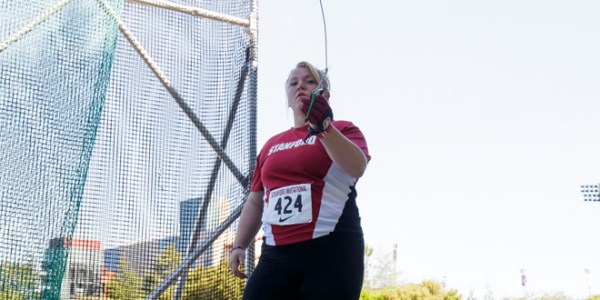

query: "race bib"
(265, 183), (312, 226)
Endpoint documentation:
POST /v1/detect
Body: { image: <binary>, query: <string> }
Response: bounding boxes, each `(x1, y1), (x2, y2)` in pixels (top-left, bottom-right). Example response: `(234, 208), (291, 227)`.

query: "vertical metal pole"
(245, 65), (257, 276)
(520, 269), (527, 299)
(584, 268), (591, 298)
(245, 0), (259, 277)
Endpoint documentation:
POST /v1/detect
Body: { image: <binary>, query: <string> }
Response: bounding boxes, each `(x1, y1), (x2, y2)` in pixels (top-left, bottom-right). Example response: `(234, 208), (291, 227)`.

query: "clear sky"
(256, 0), (600, 298)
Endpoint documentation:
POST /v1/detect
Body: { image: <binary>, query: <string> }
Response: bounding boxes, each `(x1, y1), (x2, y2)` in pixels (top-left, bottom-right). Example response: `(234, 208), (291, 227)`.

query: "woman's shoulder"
(332, 120), (353, 127)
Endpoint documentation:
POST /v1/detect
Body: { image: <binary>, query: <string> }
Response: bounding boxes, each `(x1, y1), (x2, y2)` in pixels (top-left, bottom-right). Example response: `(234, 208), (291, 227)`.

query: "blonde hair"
(287, 61), (330, 93)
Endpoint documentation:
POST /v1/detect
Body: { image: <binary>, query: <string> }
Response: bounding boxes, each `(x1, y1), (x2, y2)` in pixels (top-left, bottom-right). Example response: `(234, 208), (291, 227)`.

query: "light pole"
(580, 184), (597, 300)
(584, 268), (591, 298)
(580, 185), (597, 298)
(392, 243), (397, 286)
(520, 269), (527, 299)
(581, 184), (600, 202)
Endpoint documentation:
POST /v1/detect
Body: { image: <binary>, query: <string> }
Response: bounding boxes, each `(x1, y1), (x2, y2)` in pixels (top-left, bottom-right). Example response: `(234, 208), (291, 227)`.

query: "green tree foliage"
(158, 244), (182, 276)
(182, 261), (245, 300)
(0, 261), (41, 300)
(104, 244), (243, 299)
(140, 243), (181, 299)
(104, 259), (143, 300)
(360, 280), (462, 300)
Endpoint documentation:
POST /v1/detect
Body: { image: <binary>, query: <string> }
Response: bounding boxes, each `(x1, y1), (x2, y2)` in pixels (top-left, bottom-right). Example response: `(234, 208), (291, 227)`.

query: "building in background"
(43, 197), (241, 297)
(103, 236), (180, 275)
(43, 238), (103, 300)
(104, 196), (233, 275)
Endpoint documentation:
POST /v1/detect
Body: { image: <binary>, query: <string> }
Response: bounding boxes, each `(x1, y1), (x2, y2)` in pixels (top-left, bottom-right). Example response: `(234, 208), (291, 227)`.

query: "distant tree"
(157, 244), (181, 277)
(465, 289), (476, 300)
(369, 251), (398, 289)
(104, 259), (143, 300)
(102, 243), (244, 299)
(137, 243), (182, 299)
(360, 280), (462, 300)
(587, 295), (600, 300)
(182, 261), (244, 300)
(0, 261), (41, 300)
(483, 281), (494, 300)
(537, 292), (573, 300)
(136, 244), (243, 299)
(364, 244), (375, 290)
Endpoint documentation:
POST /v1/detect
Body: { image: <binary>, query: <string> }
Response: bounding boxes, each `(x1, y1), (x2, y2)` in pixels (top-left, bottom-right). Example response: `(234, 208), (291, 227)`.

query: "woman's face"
(286, 67), (319, 112)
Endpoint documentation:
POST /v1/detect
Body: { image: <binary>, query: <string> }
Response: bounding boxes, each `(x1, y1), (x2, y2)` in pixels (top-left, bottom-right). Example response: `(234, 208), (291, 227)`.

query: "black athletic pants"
(242, 232), (364, 300)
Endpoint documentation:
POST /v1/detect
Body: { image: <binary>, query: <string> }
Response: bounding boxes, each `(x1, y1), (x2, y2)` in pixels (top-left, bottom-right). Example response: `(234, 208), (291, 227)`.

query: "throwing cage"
(0, 0), (258, 299)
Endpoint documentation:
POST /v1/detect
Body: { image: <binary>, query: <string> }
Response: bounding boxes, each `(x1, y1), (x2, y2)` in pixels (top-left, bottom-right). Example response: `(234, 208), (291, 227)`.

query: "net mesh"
(0, 0), (257, 299)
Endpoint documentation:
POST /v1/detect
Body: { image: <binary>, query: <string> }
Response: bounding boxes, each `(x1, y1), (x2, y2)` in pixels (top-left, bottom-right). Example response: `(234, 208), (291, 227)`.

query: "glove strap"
(306, 119), (332, 141)
(307, 125), (324, 136)
(318, 121), (333, 139)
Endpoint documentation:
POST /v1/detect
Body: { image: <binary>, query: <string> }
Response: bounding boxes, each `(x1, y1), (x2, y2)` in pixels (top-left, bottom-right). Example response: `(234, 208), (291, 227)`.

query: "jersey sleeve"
(335, 120), (371, 162)
(250, 149), (265, 192)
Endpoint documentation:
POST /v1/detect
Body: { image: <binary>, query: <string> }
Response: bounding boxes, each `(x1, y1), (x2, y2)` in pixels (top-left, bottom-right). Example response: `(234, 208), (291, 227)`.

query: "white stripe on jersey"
(313, 163), (358, 239)
(261, 190), (275, 245)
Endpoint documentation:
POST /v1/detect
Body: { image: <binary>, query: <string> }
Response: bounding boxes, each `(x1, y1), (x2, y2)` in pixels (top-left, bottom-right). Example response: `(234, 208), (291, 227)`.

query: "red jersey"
(251, 120), (370, 246)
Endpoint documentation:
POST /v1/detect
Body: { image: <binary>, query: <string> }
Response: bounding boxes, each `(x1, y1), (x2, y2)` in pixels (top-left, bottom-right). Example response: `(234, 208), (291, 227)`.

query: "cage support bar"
(0, 0), (72, 54)
(96, 0), (248, 186)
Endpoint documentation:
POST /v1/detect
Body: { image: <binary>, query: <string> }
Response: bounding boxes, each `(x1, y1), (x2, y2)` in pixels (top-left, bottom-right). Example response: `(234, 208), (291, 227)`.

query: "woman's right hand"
(229, 248), (248, 279)
(300, 94), (333, 132)
(229, 191), (263, 279)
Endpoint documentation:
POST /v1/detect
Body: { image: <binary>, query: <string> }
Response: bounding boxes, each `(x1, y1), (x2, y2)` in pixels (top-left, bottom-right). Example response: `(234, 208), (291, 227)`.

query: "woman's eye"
(307, 79), (316, 84)
(289, 81), (298, 86)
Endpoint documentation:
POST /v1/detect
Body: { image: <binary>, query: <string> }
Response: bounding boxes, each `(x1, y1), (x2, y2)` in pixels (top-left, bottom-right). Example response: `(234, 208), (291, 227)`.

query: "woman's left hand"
(300, 94), (333, 132)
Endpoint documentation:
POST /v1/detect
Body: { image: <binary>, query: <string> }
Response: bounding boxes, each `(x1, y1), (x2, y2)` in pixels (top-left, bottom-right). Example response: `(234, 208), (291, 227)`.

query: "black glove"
(301, 92), (333, 134)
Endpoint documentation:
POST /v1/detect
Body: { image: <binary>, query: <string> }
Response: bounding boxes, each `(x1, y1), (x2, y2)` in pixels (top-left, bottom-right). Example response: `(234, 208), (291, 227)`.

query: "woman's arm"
(229, 191), (264, 278)
(319, 124), (368, 178)
(300, 96), (368, 178)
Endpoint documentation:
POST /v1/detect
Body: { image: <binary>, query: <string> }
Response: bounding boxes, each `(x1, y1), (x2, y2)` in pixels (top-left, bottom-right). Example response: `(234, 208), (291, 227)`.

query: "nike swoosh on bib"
(279, 216), (292, 223)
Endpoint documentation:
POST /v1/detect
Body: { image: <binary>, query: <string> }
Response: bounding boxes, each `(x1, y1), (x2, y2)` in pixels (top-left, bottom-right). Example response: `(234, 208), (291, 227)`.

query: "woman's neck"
(293, 111), (307, 128)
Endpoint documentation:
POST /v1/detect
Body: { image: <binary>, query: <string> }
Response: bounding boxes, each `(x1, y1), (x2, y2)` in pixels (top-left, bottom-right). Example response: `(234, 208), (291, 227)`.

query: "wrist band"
(305, 119), (333, 142)
(230, 245), (244, 254)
